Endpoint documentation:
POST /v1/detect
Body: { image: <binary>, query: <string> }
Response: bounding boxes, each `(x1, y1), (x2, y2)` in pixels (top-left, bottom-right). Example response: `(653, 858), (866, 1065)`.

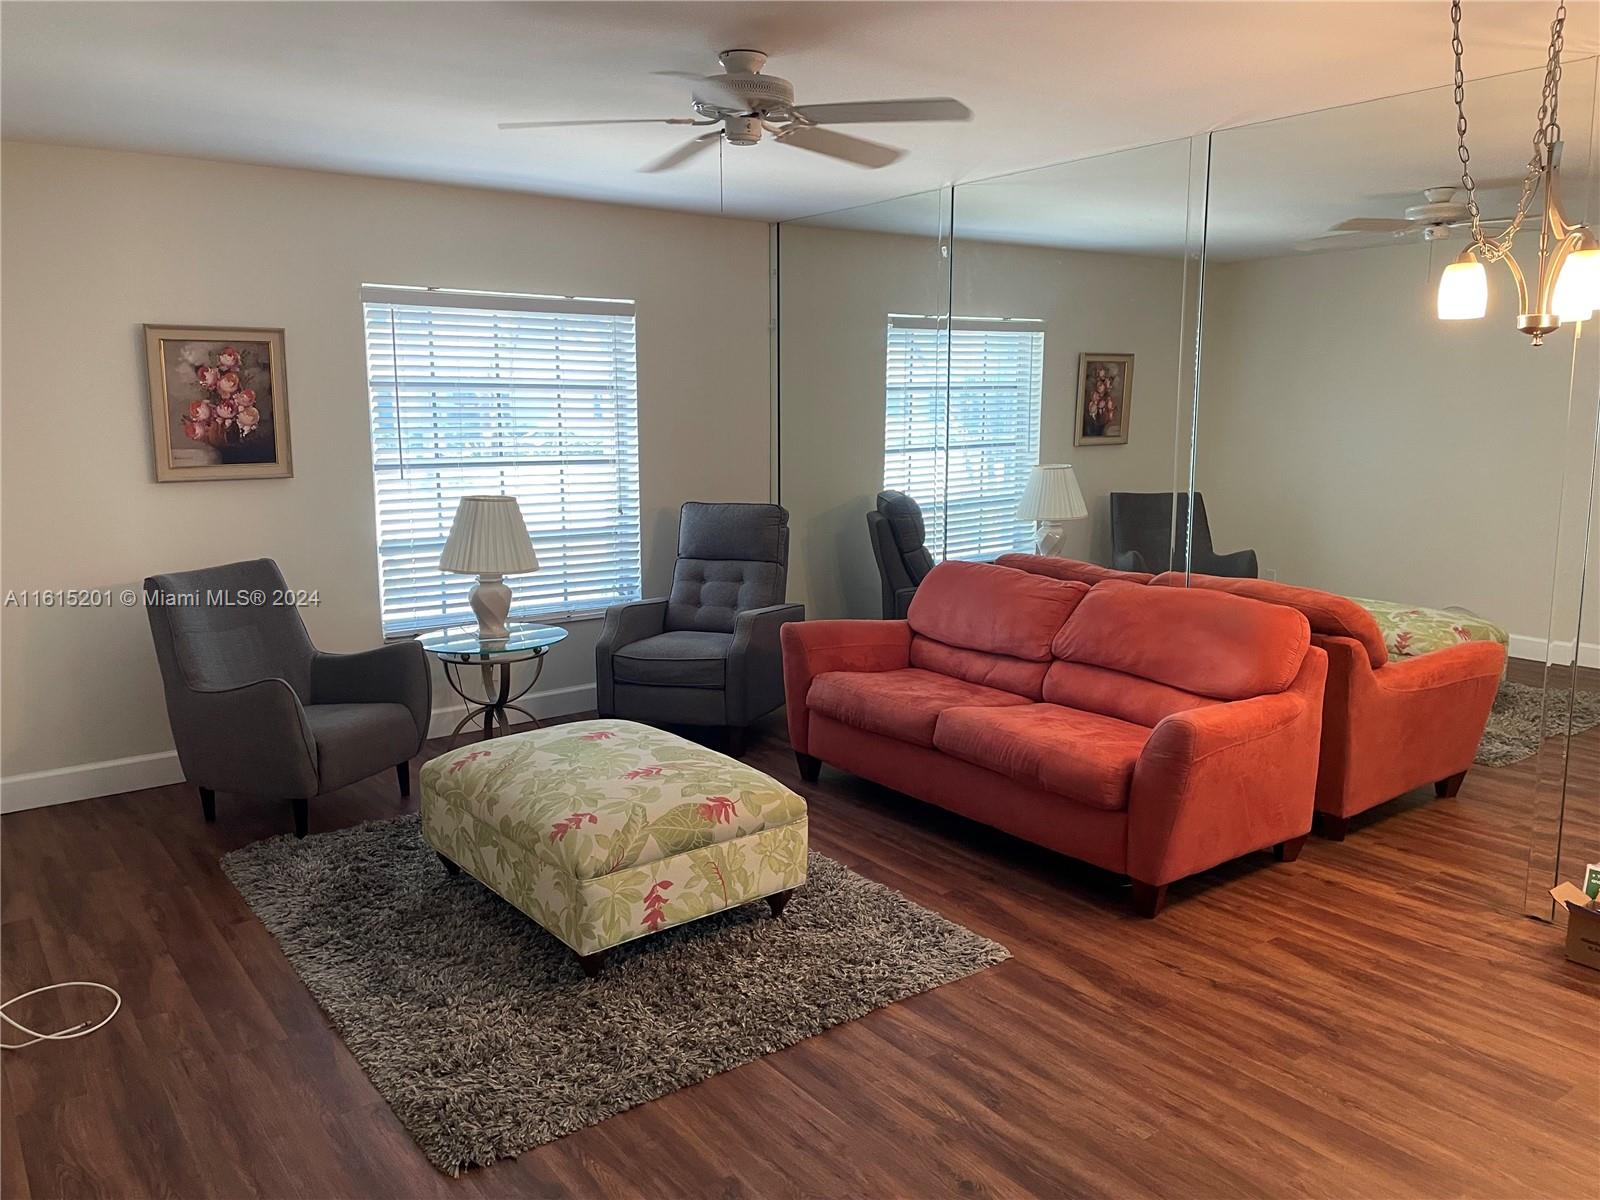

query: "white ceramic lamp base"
(469, 574), (512, 642)
(1033, 521), (1071, 557)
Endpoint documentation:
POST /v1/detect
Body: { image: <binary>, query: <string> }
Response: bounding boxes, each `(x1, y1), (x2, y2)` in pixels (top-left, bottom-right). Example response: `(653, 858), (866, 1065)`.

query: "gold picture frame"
(144, 325), (292, 482)
(1073, 352), (1134, 446)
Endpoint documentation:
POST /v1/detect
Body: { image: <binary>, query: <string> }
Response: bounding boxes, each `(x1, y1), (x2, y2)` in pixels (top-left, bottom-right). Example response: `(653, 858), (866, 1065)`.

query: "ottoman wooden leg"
(767, 888), (796, 918)
(1274, 835), (1307, 862)
(436, 851), (461, 876)
(795, 752), (821, 783)
(1435, 770), (1468, 798)
(576, 950), (609, 978)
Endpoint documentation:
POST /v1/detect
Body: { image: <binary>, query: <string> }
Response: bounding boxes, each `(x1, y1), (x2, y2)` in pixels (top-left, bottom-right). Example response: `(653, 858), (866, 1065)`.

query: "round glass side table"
(419, 623), (569, 741)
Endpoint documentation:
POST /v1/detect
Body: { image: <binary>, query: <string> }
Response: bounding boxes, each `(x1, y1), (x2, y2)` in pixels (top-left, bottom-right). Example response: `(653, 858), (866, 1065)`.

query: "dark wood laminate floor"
(3, 711), (1597, 1200)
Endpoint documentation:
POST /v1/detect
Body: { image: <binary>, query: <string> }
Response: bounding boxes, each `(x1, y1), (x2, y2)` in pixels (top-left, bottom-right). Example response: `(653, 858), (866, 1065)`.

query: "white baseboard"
(1507, 634), (1600, 669)
(0, 682), (596, 815)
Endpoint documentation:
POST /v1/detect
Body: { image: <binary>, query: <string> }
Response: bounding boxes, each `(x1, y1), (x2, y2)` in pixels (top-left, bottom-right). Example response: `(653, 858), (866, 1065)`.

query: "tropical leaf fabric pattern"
(420, 720), (808, 956)
(1349, 597), (1509, 661)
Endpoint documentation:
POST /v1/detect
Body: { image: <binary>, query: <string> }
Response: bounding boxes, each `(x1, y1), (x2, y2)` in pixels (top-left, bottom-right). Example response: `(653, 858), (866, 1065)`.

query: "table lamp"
(1015, 464), (1088, 557)
(439, 495), (539, 642)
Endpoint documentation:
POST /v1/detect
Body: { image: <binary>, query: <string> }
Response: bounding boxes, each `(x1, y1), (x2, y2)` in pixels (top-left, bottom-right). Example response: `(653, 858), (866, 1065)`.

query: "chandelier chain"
(1451, 0), (1566, 263)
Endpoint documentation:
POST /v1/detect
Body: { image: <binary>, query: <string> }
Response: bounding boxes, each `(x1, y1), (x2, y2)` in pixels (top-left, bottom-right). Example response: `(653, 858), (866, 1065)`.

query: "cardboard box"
(1550, 882), (1600, 971)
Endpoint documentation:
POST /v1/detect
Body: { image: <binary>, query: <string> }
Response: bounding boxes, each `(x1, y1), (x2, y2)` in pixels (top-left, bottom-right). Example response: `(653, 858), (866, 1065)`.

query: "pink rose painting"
(145, 326), (291, 481)
(1074, 353), (1134, 447)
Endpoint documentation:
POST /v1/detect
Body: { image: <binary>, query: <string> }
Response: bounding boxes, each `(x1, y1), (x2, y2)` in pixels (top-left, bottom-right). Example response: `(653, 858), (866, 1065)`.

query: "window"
(362, 285), (641, 636)
(885, 315), (1044, 561)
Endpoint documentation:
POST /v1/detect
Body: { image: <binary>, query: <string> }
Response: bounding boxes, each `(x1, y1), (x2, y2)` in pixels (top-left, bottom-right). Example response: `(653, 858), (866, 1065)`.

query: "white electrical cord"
(1, 982), (121, 1050)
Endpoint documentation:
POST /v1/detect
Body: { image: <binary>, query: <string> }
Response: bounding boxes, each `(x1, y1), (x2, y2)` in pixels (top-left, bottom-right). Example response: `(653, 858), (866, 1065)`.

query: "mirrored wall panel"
(950, 136), (1206, 573)
(776, 187), (953, 620)
(1197, 61), (1599, 914)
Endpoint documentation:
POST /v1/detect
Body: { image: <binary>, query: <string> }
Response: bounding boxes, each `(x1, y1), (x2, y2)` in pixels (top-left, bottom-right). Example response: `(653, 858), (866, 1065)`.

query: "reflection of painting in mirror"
(1074, 352), (1132, 445)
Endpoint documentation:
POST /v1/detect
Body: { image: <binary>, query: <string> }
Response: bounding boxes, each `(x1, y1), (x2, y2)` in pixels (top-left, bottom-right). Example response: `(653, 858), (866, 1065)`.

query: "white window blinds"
(885, 316), (1044, 562)
(362, 286), (642, 636)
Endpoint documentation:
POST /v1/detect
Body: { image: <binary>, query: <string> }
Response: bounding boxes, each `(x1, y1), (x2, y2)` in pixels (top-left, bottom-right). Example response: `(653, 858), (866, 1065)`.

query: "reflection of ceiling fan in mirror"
(1295, 187), (1510, 254)
(498, 49), (972, 173)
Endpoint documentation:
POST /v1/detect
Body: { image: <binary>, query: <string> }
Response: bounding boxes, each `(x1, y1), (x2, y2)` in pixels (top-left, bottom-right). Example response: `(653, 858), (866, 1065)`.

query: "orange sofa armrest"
(781, 620), (911, 755)
(1371, 640), (1506, 694)
(1128, 646), (1326, 886)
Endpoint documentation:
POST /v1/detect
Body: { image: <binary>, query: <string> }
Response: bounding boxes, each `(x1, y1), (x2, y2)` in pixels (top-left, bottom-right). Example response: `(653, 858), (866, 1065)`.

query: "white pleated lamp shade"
(439, 495), (539, 575)
(1015, 465), (1088, 522)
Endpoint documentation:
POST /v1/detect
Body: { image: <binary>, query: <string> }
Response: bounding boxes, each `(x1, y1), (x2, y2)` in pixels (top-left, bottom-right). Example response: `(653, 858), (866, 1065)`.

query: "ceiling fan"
(498, 49), (972, 172)
(1295, 187), (1510, 253)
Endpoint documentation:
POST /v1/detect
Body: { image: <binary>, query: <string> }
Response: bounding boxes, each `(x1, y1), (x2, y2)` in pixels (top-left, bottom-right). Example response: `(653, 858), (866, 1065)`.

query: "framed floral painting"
(1073, 352), (1133, 446)
(144, 325), (291, 481)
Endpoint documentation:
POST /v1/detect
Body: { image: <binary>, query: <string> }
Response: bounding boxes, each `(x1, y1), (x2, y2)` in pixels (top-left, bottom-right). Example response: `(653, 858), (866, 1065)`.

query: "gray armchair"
(1110, 491), (1258, 578)
(867, 490), (935, 619)
(145, 558), (431, 837)
(595, 502), (803, 755)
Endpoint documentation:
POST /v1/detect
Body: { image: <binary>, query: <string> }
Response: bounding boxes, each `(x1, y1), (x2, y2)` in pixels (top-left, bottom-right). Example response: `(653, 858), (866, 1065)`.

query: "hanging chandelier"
(1435, 0), (1600, 344)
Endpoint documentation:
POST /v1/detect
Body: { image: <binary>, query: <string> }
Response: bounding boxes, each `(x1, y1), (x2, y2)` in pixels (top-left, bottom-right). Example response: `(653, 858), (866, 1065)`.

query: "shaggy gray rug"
(1476, 680), (1600, 767)
(222, 815), (1009, 1174)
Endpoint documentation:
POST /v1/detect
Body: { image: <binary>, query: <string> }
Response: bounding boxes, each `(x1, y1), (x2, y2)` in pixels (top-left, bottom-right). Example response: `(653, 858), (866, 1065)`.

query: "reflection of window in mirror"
(884, 314), (1043, 563)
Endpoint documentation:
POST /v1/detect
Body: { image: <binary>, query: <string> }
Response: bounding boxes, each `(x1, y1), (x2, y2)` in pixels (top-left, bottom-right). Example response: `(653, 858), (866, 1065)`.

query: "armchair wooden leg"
(1435, 770), (1468, 799)
(795, 752), (821, 783)
(198, 786), (216, 823)
(436, 851), (461, 876)
(767, 888), (796, 918)
(576, 949), (609, 979)
(1274, 834), (1307, 862)
(1130, 882), (1168, 918)
(291, 798), (309, 839)
(1315, 813), (1349, 841)
(397, 761), (411, 798)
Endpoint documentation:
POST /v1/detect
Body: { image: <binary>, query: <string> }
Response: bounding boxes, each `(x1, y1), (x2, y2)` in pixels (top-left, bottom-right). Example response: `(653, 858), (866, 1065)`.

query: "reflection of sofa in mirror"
(867, 490), (935, 619)
(995, 552), (1152, 586)
(781, 561), (1327, 916)
(1110, 491), (1258, 577)
(1000, 555), (1508, 839)
(1152, 573), (1505, 839)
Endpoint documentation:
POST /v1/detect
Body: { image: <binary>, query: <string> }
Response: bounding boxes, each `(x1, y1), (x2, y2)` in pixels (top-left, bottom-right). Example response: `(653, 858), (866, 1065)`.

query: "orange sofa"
(781, 561), (1327, 914)
(1148, 572), (1505, 837)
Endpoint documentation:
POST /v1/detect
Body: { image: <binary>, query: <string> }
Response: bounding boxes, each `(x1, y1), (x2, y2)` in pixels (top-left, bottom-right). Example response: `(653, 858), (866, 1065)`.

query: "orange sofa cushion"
(934, 703), (1151, 811)
(807, 668), (1028, 748)
(1053, 584), (1309, 700)
(1152, 572), (1388, 670)
(909, 561), (1088, 661)
(908, 636), (1049, 699)
(1043, 660), (1223, 727)
(995, 553), (1154, 586)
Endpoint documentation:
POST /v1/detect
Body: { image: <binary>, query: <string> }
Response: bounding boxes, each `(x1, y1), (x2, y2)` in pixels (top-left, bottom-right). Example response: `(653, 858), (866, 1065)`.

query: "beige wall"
(1199, 239), (1600, 655)
(0, 142), (773, 795)
(778, 221), (1188, 620)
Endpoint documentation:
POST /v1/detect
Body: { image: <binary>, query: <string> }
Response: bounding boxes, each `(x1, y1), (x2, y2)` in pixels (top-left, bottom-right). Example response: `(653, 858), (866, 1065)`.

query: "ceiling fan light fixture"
(1438, 249), (1489, 320)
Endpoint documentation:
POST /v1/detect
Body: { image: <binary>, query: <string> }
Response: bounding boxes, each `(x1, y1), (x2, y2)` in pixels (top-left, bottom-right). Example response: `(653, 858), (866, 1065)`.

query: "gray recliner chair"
(145, 558), (431, 837)
(1110, 491), (1258, 577)
(867, 490), (935, 618)
(595, 502), (803, 755)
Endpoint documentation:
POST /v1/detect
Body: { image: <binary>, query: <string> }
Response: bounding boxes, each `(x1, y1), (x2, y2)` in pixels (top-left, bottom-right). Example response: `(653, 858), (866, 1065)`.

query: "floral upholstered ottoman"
(420, 719), (808, 975)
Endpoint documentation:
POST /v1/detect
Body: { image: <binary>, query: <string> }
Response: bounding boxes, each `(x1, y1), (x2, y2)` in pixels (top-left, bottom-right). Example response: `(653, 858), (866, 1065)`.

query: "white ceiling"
(3, 1), (1597, 237)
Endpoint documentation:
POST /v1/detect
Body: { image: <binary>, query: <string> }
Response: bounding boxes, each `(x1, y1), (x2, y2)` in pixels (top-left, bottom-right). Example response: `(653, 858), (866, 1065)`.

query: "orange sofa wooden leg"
(1131, 882), (1168, 918)
(1274, 835), (1308, 862)
(1435, 770), (1468, 799)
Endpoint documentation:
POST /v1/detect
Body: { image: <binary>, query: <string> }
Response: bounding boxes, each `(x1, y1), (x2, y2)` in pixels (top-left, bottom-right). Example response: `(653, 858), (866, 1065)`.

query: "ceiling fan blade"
(791, 98), (972, 125)
(499, 117), (699, 130)
(1331, 217), (1415, 233)
(639, 131), (722, 174)
(653, 70), (747, 111)
(777, 125), (903, 169)
(1294, 231), (1416, 254)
